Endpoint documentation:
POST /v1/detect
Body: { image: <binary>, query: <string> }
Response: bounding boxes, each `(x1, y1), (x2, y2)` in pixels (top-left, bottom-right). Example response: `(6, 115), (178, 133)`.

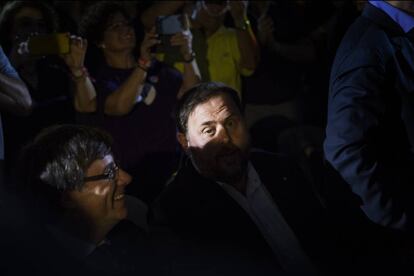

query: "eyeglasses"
(84, 163), (119, 183)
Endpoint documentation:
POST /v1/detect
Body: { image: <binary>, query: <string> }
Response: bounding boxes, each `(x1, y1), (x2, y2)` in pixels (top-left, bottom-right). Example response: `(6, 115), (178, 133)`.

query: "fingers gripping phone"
(154, 14), (188, 62)
(28, 33), (70, 56)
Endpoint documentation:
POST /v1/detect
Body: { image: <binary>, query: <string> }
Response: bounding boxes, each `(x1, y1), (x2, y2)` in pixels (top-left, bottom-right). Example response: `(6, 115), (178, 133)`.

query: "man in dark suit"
(324, 0), (414, 272)
(159, 82), (352, 276)
(325, 0), (414, 235)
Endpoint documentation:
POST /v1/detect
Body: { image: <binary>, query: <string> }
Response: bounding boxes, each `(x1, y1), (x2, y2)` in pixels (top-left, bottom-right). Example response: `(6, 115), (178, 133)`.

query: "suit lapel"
(182, 159), (274, 254)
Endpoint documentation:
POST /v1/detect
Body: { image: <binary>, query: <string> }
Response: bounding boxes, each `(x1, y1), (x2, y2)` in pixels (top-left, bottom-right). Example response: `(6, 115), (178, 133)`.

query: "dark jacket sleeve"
(324, 44), (414, 231)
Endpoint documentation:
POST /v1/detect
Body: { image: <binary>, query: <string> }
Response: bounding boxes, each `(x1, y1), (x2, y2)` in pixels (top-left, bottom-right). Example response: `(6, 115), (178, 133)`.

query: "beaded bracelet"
(70, 66), (89, 81)
(138, 57), (151, 70)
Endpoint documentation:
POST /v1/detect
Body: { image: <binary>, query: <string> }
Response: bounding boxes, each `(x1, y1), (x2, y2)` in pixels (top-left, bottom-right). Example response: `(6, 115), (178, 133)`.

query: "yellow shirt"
(157, 26), (254, 97)
(204, 26), (253, 95)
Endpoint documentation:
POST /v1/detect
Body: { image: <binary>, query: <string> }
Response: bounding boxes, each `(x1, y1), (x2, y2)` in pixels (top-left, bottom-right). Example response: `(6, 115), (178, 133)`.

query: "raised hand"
(139, 27), (160, 61)
(257, 15), (274, 46)
(8, 32), (37, 69)
(170, 29), (193, 61)
(229, 0), (248, 22)
(61, 34), (88, 74)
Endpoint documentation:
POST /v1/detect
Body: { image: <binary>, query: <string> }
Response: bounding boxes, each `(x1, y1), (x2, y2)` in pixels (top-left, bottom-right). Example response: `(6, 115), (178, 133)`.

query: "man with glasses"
(15, 124), (157, 275)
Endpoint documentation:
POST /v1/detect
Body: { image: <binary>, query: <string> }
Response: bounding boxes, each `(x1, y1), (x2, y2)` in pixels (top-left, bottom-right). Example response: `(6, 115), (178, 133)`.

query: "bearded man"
(158, 82), (352, 276)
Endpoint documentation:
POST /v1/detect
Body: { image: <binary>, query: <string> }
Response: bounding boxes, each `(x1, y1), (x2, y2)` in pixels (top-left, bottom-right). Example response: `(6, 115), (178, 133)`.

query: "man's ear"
(177, 132), (189, 151)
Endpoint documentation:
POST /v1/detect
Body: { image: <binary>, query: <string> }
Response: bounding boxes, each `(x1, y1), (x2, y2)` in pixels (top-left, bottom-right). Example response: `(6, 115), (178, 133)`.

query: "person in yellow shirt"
(142, 0), (259, 97)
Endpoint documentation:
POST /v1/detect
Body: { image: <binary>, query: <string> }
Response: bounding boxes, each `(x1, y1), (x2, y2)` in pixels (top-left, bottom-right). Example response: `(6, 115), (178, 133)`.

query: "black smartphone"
(28, 33), (70, 56)
(154, 14), (188, 62)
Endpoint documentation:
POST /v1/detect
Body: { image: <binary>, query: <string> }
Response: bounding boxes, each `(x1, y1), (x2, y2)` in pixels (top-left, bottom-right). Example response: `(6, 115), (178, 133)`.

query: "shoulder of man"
(332, 5), (401, 78)
(159, 158), (211, 211)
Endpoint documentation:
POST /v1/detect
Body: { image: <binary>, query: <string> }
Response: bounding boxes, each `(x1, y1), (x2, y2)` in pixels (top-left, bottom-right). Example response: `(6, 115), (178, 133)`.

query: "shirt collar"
(245, 162), (262, 197)
(46, 224), (99, 260)
(217, 162), (261, 197)
(369, 0), (414, 33)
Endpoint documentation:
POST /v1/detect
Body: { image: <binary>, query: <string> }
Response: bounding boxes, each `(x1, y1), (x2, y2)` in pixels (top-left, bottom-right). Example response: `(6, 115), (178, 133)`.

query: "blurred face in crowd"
(178, 93), (250, 184)
(11, 7), (47, 43)
(64, 154), (132, 226)
(195, 0), (228, 33)
(386, 1), (414, 15)
(101, 12), (135, 53)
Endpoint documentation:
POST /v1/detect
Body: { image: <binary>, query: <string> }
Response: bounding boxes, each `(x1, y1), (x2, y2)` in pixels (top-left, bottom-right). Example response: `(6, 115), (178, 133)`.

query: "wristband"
(70, 66), (89, 81)
(138, 57), (151, 70)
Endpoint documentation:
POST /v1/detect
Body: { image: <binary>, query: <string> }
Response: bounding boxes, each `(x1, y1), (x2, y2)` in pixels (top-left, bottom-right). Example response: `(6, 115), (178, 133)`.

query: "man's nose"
(216, 125), (231, 143)
(116, 168), (132, 187)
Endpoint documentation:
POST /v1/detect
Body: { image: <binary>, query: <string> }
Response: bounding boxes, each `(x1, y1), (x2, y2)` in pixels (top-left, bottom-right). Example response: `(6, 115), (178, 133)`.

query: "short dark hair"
(0, 1), (59, 54)
(17, 125), (113, 220)
(79, 1), (130, 46)
(20, 124), (113, 192)
(16, 124), (112, 222)
(175, 82), (243, 134)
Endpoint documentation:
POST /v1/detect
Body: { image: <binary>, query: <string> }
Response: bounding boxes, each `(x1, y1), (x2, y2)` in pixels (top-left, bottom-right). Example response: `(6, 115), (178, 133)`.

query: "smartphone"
(156, 14), (187, 35)
(28, 33), (70, 56)
(154, 14), (188, 62)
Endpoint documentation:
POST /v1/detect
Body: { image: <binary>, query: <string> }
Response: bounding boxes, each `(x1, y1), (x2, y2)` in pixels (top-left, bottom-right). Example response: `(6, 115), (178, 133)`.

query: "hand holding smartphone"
(154, 14), (189, 62)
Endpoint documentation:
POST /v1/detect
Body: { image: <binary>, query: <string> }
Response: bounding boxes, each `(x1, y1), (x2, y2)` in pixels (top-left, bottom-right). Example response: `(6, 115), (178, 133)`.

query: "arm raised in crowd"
(62, 35), (96, 113)
(0, 46), (32, 116)
(103, 30), (158, 116)
(105, 28), (200, 114)
(0, 73), (32, 116)
(170, 30), (201, 98)
(230, 1), (259, 72)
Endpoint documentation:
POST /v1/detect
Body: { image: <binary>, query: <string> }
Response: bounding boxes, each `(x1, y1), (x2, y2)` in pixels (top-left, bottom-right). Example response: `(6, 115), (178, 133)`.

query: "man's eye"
(202, 128), (215, 135)
(226, 119), (237, 129)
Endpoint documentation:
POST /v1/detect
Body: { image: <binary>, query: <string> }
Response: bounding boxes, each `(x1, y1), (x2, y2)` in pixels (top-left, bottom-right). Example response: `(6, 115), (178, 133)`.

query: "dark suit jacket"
(324, 3), (414, 232)
(159, 150), (347, 275)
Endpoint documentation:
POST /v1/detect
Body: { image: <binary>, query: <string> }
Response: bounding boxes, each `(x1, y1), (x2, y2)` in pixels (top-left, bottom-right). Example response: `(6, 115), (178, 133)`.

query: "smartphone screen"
(28, 33), (70, 56)
(156, 14), (186, 35)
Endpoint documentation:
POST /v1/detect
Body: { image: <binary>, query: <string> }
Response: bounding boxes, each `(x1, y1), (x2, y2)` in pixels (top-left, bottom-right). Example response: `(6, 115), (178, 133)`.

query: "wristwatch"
(183, 51), (196, 63)
(235, 18), (251, 31)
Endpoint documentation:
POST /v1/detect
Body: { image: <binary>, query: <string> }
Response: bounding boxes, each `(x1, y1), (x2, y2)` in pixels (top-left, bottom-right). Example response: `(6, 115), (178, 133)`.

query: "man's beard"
(187, 142), (250, 185)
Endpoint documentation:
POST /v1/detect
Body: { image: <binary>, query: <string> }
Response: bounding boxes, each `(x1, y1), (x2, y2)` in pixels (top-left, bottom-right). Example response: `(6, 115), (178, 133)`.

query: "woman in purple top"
(64, 2), (200, 203)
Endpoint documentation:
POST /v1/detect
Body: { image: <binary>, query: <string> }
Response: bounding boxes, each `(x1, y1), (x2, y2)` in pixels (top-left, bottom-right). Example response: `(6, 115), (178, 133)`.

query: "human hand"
(61, 34), (87, 73)
(229, 0), (248, 22)
(170, 29), (193, 61)
(8, 32), (37, 68)
(257, 15), (274, 46)
(139, 27), (160, 61)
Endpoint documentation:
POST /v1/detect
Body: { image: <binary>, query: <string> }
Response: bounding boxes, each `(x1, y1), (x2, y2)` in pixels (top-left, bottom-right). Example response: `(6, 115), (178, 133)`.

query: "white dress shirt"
(218, 162), (318, 276)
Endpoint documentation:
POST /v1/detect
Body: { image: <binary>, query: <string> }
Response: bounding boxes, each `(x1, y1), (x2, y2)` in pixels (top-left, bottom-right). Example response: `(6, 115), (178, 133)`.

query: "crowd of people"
(1, 0), (414, 275)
